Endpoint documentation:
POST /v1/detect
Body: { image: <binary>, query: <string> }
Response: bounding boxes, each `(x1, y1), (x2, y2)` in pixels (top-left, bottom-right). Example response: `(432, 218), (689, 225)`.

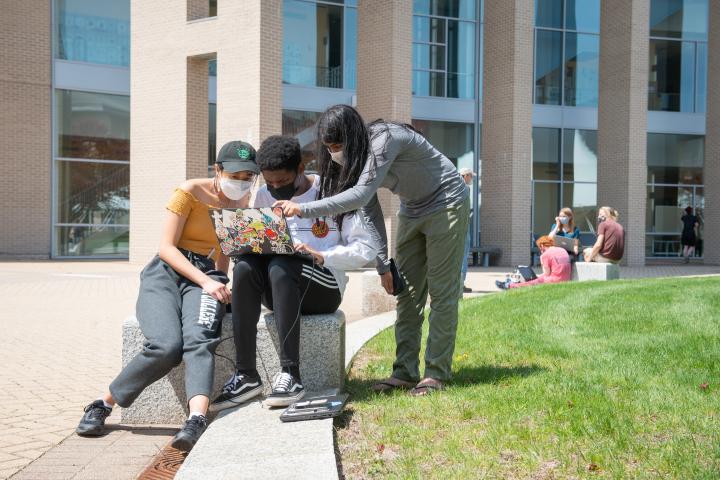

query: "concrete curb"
(176, 310), (397, 480)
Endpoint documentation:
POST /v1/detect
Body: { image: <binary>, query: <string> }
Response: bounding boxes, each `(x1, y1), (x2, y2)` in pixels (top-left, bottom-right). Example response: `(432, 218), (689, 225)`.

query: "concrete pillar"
(0, 1), (51, 258)
(356, 0), (413, 257)
(480, 0), (534, 266)
(129, 0), (282, 264)
(704, 1), (720, 264)
(597, 0), (649, 266)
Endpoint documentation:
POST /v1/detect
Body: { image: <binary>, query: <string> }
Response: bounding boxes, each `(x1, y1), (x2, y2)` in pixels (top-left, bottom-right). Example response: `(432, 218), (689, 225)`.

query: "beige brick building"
(0, 0), (716, 267)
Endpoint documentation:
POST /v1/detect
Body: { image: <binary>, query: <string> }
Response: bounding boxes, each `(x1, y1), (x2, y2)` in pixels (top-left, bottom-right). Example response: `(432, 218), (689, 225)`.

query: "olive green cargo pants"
(392, 196), (470, 382)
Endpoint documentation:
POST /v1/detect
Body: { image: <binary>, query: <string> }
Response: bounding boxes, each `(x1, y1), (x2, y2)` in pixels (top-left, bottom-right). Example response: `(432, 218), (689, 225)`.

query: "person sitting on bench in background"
(548, 207), (580, 258)
(584, 206), (624, 264)
(210, 135), (377, 411)
(496, 236), (571, 289)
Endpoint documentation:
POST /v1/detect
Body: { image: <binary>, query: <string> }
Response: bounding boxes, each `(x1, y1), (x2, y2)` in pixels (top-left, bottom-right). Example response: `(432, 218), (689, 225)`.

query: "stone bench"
(572, 262), (620, 281)
(361, 270), (396, 317)
(120, 311), (345, 425)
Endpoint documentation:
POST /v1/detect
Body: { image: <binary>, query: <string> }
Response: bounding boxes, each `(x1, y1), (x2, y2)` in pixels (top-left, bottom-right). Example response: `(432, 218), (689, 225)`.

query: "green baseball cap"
(216, 140), (260, 174)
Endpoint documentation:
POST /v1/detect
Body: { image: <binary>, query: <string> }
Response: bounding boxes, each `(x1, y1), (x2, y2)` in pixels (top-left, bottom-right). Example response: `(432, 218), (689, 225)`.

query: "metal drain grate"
(137, 445), (188, 480)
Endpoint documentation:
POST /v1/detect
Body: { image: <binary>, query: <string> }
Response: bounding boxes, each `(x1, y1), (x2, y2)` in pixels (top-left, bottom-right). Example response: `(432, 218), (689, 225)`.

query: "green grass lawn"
(337, 277), (720, 479)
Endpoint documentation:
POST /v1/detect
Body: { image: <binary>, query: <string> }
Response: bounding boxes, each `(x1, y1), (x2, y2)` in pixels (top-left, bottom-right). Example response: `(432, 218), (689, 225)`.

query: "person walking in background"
(548, 207), (580, 257)
(458, 167), (475, 293)
(584, 206), (624, 264)
(680, 206), (699, 263)
(496, 236), (571, 289)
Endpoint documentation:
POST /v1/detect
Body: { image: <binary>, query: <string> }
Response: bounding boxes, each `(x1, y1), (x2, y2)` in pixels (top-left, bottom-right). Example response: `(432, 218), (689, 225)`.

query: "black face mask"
(267, 175), (299, 201)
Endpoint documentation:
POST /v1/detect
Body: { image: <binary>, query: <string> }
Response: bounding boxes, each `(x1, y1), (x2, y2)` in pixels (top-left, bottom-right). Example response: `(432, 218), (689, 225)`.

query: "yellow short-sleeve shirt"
(166, 188), (220, 259)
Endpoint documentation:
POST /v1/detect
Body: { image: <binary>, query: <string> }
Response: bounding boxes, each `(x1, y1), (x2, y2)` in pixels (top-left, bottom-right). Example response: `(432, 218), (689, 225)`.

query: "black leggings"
(231, 255), (342, 374)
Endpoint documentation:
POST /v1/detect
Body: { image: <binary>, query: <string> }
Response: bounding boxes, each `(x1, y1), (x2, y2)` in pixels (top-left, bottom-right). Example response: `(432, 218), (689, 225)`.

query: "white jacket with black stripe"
(253, 175), (378, 297)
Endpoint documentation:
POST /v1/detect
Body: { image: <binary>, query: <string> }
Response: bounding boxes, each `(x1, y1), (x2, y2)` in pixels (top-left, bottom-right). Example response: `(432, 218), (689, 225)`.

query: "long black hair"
(315, 104), (374, 231)
(315, 105), (423, 230)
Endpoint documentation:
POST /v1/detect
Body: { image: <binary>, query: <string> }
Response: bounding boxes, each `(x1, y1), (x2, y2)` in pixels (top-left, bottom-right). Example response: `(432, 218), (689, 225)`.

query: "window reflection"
(55, 0), (130, 66)
(648, 40), (696, 112)
(56, 90), (130, 161)
(532, 128), (598, 237)
(55, 226), (129, 257)
(565, 0), (600, 33)
(56, 161), (129, 225)
(535, 0), (563, 29)
(535, 30), (563, 105)
(650, 0), (708, 40)
(412, 0), (478, 99)
(413, 0), (475, 20)
(647, 133), (704, 185)
(646, 133), (705, 257)
(282, 110), (323, 171)
(533, 127), (561, 180)
(283, 0), (355, 89)
(648, 0), (708, 112)
(564, 33), (599, 107)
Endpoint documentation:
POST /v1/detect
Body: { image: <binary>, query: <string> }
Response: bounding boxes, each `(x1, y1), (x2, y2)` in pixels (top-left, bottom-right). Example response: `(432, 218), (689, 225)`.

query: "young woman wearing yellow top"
(74, 140), (260, 452)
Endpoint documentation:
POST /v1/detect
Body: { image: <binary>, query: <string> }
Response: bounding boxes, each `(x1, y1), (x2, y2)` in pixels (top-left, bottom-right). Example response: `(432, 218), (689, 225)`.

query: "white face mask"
(329, 150), (345, 166)
(219, 178), (252, 200)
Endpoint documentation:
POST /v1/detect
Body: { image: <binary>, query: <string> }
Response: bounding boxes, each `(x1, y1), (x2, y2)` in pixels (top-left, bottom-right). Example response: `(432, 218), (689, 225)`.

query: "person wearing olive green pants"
(392, 196), (470, 386)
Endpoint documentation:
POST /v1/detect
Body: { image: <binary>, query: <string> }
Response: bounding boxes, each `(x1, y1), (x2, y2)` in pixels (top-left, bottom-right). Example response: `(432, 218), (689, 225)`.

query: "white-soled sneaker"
(209, 371), (263, 412)
(264, 372), (305, 407)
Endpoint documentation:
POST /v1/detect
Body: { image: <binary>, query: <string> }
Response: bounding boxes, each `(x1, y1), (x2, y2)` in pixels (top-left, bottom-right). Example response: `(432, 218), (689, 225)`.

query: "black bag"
(516, 265), (537, 282)
(389, 258), (406, 296)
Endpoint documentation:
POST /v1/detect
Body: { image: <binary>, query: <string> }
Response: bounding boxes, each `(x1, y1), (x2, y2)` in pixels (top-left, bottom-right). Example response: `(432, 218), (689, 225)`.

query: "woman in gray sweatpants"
(75, 140), (260, 452)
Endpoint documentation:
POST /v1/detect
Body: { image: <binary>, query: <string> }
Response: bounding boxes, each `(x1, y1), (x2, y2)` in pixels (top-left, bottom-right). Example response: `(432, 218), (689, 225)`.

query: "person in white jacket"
(210, 136), (377, 411)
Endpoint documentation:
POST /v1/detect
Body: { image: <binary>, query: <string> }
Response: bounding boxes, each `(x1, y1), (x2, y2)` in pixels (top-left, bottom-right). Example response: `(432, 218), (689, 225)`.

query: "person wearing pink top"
(496, 236), (571, 289)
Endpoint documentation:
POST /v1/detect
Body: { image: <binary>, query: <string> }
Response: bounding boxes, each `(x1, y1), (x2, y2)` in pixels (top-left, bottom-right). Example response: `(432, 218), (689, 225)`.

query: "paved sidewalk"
(0, 261), (366, 479)
(1, 260), (718, 479)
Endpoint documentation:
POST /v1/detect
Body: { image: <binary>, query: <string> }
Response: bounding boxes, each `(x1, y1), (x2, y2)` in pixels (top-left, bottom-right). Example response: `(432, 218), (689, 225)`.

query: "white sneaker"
(263, 372), (305, 407)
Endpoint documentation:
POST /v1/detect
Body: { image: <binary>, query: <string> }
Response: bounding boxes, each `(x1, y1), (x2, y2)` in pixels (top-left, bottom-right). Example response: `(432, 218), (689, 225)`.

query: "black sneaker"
(171, 415), (207, 452)
(209, 372), (263, 412)
(264, 372), (305, 407)
(76, 400), (112, 437)
(495, 279), (509, 290)
(463, 285), (472, 293)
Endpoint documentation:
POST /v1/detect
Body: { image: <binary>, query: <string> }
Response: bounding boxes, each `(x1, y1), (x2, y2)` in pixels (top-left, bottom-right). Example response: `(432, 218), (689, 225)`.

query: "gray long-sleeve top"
(299, 123), (468, 273)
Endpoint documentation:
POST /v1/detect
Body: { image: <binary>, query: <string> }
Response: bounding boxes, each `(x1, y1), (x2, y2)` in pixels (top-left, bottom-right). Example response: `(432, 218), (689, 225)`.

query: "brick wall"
(597, 0), (649, 266)
(0, 1), (51, 258)
(480, 0), (534, 266)
(356, 0), (413, 258)
(129, 0), (282, 264)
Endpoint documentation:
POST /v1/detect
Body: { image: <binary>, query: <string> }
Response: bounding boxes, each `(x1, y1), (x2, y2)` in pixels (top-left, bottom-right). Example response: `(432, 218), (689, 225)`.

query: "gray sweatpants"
(109, 251), (228, 407)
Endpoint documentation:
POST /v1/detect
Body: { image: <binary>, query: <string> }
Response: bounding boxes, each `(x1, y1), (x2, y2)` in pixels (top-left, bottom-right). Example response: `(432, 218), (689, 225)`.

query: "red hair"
(536, 235), (554, 249)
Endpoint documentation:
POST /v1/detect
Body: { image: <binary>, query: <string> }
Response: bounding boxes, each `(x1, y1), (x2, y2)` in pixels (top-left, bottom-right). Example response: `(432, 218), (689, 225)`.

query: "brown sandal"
(371, 377), (416, 393)
(409, 378), (444, 397)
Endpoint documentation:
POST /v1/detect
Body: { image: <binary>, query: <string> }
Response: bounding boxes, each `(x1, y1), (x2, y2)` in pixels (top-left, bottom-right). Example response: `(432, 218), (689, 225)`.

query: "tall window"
(646, 133), (704, 257)
(282, 0), (357, 89)
(412, 0), (480, 99)
(648, 0), (708, 112)
(532, 128), (598, 237)
(282, 110), (324, 171)
(534, 0), (600, 107)
(54, 90), (130, 257)
(54, 0), (130, 66)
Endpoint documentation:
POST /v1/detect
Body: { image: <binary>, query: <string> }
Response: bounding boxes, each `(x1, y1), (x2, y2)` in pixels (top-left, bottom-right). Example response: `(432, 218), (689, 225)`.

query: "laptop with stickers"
(209, 207), (310, 258)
